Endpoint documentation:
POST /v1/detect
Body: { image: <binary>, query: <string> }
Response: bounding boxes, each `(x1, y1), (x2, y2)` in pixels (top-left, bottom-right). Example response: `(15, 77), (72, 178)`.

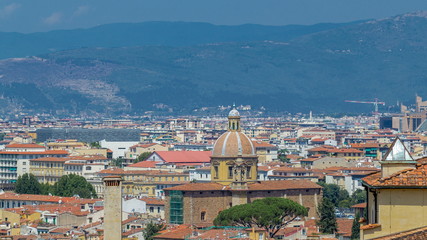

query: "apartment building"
(0, 144), (68, 184)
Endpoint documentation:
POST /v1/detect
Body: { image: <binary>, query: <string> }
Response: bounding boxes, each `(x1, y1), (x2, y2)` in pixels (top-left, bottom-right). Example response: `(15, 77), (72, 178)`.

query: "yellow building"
(361, 137), (427, 239)
(211, 107), (258, 186)
(47, 140), (85, 151)
(252, 141), (278, 164)
(29, 157), (67, 184)
(329, 148), (364, 161)
(0, 209), (20, 227)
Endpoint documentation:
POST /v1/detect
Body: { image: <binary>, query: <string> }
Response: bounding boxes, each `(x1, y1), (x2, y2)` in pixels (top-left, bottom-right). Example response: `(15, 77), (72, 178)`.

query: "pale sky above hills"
(1, 0), (427, 33)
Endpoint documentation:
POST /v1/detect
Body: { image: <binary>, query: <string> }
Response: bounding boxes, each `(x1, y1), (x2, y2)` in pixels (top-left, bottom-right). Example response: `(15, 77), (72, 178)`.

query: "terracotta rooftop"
(5, 144), (45, 148)
(140, 197), (165, 205)
(351, 143), (380, 148)
(155, 151), (211, 163)
(154, 225), (193, 239)
(0, 150), (68, 155)
(252, 141), (276, 148)
(362, 163), (427, 187)
(336, 219), (353, 237)
(371, 225), (427, 240)
(127, 161), (160, 168)
(164, 182), (225, 191)
(164, 180), (322, 192)
(351, 202), (367, 209)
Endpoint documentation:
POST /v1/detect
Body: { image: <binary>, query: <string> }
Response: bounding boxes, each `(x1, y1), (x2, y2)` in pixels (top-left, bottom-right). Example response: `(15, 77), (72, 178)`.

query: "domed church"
(211, 107), (258, 188)
(164, 107), (322, 225)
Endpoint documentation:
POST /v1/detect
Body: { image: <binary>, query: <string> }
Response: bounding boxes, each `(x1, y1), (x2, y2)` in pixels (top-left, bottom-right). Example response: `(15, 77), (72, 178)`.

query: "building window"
(201, 211), (206, 221)
(246, 166), (251, 179)
(214, 166), (219, 179)
(150, 207), (154, 213)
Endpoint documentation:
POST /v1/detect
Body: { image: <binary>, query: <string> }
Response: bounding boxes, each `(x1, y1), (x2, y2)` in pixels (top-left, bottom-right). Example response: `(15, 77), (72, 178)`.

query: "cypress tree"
(351, 213), (360, 240)
(317, 198), (338, 234)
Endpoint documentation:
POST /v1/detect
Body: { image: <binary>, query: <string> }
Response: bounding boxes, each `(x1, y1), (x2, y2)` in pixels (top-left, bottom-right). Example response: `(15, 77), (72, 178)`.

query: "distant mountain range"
(1, 13), (427, 115)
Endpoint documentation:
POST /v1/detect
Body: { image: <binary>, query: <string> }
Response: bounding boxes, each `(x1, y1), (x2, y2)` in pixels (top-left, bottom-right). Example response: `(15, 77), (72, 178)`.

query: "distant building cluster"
(0, 101), (427, 239)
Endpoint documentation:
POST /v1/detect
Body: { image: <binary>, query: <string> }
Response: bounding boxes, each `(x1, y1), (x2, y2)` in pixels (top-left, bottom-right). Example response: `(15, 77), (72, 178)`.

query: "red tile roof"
(126, 161), (160, 168)
(154, 225), (193, 239)
(0, 150), (68, 155)
(165, 180), (321, 192)
(336, 219), (353, 237)
(351, 202), (367, 209)
(140, 197), (165, 205)
(5, 144), (45, 148)
(350, 143), (380, 148)
(252, 141), (276, 148)
(371, 225), (427, 240)
(155, 151), (211, 163)
(362, 163), (427, 187)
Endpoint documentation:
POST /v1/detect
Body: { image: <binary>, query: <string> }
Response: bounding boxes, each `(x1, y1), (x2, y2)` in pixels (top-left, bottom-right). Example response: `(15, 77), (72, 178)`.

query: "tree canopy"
(317, 198), (337, 234)
(143, 222), (165, 240)
(214, 197), (308, 238)
(53, 174), (97, 198)
(317, 183), (366, 209)
(15, 173), (42, 195)
(134, 151), (152, 163)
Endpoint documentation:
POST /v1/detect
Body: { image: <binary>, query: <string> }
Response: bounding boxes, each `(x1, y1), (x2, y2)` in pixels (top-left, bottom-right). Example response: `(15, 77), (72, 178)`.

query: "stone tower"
(103, 176), (122, 240)
(211, 105), (258, 188)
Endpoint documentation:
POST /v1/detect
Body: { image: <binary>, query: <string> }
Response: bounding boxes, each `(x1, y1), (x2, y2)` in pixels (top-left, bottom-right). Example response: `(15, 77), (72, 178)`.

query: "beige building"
(46, 140), (85, 151)
(124, 143), (168, 160)
(361, 138), (427, 239)
(252, 141), (278, 164)
(300, 157), (355, 169)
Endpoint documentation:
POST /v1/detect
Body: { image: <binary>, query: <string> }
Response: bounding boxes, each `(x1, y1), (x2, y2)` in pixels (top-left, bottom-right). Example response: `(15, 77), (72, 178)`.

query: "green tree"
(89, 142), (101, 148)
(111, 158), (123, 167)
(351, 213), (360, 240)
(278, 149), (290, 163)
(317, 198), (337, 234)
(40, 182), (54, 195)
(351, 189), (366, 205)
(53, 174), (97, 198)
(318, 182), (351, 207)
(15, 173), (41, 194)
(134, 151), (152, 163)
(143, 222), (165, 240)
(214, 197), (308, 238)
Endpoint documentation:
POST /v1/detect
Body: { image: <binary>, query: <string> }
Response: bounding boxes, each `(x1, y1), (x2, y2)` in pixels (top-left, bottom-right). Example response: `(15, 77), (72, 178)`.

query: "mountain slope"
(1, 13), (427, 115)
(0, 21), (358, 60)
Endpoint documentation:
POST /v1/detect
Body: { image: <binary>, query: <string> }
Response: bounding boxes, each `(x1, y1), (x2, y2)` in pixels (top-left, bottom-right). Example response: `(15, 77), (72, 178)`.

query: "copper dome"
(212, 131), (255, 157)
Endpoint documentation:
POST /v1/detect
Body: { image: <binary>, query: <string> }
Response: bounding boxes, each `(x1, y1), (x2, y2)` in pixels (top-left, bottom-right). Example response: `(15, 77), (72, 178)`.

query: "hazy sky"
(2, 0), (427, 33)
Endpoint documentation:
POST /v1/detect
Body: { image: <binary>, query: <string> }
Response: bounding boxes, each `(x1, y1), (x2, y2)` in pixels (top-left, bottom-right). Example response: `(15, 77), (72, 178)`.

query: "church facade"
(164, 107), (322, 225)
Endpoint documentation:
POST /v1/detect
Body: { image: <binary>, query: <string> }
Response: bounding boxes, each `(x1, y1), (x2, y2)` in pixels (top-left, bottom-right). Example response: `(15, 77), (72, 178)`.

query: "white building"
(99, 140), (138, 159)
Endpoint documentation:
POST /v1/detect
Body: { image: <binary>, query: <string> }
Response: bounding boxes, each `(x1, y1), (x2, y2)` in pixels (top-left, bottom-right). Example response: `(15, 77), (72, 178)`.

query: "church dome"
(213, 131), (255, 157)
(228, 108), (240, 117)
